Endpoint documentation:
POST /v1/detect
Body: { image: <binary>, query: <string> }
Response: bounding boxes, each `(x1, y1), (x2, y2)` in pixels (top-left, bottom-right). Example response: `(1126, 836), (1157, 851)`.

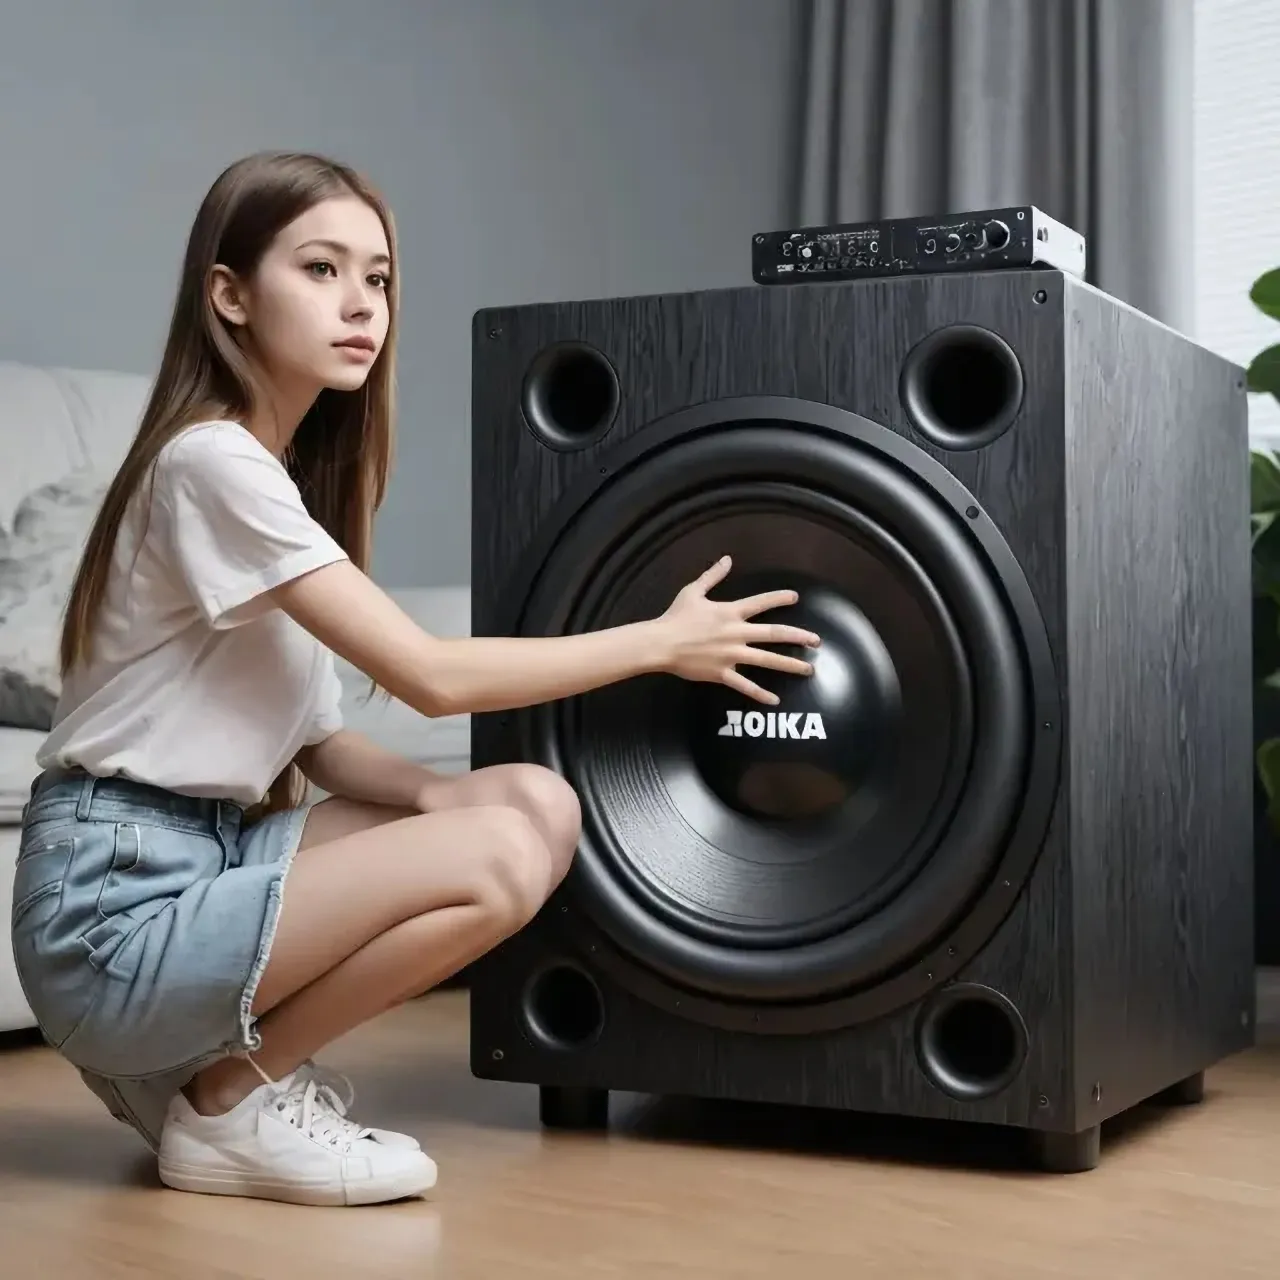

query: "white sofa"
(0, 361), (470, 1032)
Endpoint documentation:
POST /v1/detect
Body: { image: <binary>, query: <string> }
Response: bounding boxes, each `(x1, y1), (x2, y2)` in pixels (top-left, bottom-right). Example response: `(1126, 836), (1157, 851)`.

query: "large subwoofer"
(467, 271), (1255, 1173)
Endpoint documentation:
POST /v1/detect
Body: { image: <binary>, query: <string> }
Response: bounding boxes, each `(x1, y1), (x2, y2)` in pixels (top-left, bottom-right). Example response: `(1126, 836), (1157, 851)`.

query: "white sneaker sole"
(157, 1155), (438, 1206)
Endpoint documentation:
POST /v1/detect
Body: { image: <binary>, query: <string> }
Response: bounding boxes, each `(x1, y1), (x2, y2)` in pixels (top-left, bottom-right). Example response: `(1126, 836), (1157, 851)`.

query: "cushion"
(0, 361), (148, 537)
(0, 469), (105, 730)
(0, 728), (41, 822)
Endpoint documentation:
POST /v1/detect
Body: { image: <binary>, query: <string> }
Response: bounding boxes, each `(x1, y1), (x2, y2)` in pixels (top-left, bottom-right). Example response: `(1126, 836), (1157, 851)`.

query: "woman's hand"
(656, 555), (821, 705)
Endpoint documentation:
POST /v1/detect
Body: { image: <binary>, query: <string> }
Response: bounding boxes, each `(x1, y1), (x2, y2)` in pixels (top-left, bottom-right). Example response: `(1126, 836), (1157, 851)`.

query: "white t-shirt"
(38, 421), (349, 807)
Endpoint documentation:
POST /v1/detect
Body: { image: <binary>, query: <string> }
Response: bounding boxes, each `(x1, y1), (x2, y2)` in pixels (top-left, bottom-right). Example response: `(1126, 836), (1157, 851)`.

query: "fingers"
(742, 622), (821, 648)
(733, 589), (798, 617)
(738, 647), (814, 676)
(695, 555), (733, 592)
(722, 668), (778, 705)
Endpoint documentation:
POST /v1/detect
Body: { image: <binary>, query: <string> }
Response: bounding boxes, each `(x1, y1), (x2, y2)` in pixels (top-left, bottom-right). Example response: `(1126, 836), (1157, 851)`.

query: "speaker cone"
(517, 407), (1051, 1015)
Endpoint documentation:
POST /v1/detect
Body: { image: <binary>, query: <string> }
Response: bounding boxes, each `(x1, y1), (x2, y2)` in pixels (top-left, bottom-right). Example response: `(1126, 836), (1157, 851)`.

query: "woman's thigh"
(250, 765), (582, 1014)
(249, 793), (549, 1016)
(296, 793), (416, 850)
(297, 762), (580, 852)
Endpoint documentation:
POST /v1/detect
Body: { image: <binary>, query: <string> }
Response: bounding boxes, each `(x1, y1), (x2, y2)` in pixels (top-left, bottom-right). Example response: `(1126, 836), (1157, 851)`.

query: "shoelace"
(245, 1058), (371, 1152)
(271, 1076), (374, 1152)
(298, 1060), (357, 1116)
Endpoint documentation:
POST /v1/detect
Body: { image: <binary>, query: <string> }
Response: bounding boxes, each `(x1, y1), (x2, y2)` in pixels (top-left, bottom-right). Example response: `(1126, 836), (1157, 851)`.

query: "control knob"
(984, 220), (1011, 250)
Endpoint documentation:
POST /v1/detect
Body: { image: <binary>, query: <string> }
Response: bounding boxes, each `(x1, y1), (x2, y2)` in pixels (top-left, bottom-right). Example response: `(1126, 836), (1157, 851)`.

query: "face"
(210, 195), (392, 397)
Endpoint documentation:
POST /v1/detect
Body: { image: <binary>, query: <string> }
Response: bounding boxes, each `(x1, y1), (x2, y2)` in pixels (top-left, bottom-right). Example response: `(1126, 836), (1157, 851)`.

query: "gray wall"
(0, 0), (804, 587)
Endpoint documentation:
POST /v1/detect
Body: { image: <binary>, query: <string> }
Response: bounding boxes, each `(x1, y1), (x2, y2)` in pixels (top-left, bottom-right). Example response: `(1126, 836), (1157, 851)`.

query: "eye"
(305, 261), (336, 279)
(368, 272), (390, 290)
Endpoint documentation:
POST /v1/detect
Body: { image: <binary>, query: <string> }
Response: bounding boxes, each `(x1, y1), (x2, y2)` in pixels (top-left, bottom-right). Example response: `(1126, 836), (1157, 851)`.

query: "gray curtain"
(795, 0), (1195, 331)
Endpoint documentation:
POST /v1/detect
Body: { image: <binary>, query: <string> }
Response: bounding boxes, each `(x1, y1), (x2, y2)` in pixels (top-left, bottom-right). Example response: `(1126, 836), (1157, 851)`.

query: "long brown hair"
(59, 151), (399, 818)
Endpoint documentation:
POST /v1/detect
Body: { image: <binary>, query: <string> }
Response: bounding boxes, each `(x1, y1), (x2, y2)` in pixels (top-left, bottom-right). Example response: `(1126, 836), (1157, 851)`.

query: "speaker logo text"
(717, 709), (827, 740)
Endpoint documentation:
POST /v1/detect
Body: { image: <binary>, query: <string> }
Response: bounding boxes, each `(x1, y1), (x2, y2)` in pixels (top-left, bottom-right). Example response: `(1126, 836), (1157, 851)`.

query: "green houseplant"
(1247, 266), (1280, 831)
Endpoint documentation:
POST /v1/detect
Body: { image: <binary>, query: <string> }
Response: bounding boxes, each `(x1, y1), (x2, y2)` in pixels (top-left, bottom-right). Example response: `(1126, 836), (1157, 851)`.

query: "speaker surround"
(468, 271), (1254, 1174)
(504, 406), (1061, 1032)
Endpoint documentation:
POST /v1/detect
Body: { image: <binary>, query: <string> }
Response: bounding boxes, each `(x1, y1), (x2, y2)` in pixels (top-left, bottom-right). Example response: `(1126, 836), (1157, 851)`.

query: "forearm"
(425, 620), (671, 715)
(296, 729), (435, 809)
(272, 560), (675, 721)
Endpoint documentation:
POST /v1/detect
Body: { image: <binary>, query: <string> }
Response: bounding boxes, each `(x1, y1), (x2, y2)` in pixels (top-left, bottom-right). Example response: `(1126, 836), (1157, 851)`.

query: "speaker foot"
(540, 1085), (609, 1130)
(1026, 1125), (1100, 1173)
(1153, 1070), (1205, 1106)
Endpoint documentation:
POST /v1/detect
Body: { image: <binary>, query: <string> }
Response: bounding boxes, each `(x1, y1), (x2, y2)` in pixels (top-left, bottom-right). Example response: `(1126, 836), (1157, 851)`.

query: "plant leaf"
(1255, 596), (1280, 679)
(1259, 737), (1280, 789)
(1252, 268), (1280, 321)
(1252, 449), (1280, 515)
(1248, 345), (1280, 399)
(1259, 737), (1280, 833)
(1253, 503), (1280, 601)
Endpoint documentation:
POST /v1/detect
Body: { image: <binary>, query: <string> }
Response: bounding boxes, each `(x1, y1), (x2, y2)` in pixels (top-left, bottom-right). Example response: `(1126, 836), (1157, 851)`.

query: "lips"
(334, 336), (376, 352)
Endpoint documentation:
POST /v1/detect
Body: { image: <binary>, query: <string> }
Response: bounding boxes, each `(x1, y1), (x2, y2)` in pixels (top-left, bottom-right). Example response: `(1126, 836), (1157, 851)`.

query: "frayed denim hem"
(234, 799), (315, 1054)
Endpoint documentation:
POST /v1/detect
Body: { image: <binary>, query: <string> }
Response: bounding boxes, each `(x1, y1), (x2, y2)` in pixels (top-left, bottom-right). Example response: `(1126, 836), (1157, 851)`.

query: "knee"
(473, 805), (554, 930)
(507, 765), (581, 870)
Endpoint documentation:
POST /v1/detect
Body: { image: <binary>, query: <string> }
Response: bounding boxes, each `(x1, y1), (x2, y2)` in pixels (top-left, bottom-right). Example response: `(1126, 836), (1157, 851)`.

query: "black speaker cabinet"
(466, 270), (1255, 1173)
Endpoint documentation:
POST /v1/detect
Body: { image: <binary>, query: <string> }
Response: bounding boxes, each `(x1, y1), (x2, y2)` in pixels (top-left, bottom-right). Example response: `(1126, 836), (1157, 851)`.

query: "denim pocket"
(95, 821), (222, 923)
(17, 813), (79, 860)
(10, 837), (98, 1049)
(95, 823), (151, 922)
(11, 839), (73, 925)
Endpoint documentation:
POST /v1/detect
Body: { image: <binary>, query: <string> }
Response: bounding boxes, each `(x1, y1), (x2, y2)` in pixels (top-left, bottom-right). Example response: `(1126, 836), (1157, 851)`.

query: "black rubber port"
(899, 324), (1024, 451)
(915, 983), (1028, 1101)
(521, 341), (620, 451)
(523, 963), (606, 1052)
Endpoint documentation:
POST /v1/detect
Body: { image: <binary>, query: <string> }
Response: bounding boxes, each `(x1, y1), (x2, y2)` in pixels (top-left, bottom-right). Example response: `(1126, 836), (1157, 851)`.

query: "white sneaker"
(157, 1069), (438, 1206)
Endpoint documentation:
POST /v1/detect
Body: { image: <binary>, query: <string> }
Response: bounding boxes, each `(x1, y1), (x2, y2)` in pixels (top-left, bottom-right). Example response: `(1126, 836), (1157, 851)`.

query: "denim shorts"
(9, 767), (313, 1151)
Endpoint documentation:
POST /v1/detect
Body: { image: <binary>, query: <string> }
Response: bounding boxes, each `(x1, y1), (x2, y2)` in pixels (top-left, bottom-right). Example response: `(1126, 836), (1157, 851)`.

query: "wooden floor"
(1, 977), (1278, 1279)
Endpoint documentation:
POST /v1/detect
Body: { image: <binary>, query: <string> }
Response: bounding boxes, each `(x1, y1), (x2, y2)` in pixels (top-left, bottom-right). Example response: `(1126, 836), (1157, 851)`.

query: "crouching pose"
(10, 151), (820, 1207)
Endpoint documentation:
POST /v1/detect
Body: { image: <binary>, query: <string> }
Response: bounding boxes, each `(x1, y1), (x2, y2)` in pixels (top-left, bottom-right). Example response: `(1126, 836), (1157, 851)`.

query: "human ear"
(209, 264), (250, 328)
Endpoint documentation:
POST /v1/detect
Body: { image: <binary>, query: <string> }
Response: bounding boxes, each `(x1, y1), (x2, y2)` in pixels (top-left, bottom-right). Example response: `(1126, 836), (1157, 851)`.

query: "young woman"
(9, 151), (819, 1208)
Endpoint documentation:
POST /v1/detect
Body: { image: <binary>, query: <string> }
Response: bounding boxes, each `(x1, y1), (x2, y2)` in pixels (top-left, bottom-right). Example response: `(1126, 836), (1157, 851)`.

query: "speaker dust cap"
(688, 584), (900, 825)
(517, 406), (1052, 1012)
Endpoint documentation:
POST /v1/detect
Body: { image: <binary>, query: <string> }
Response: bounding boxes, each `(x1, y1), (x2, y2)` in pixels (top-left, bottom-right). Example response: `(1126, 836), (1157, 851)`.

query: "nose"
(342, 277), (378, 321)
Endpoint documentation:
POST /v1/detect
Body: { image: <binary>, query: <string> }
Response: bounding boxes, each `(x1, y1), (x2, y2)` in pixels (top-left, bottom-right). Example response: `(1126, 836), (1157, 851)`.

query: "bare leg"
(417, 761), (582, 882)
(188, 764), (580, 1113)
(286, 761), (582, 881)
